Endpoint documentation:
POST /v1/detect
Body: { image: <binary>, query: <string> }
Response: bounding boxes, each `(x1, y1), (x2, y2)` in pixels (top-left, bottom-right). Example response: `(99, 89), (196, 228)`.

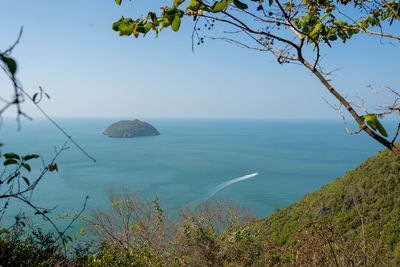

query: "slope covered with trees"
(249, 145), (400, 265)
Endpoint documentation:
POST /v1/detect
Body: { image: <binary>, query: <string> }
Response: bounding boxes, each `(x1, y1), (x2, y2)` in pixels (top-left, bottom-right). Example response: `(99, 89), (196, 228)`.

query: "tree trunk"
(302, 59), (400, 160)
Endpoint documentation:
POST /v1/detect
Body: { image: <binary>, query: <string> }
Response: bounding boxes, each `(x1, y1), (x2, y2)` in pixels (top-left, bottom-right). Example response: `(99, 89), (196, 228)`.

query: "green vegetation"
(103, 119), (160, 138)
(2, 147), (400, 265)
(250, 146), (400, 265)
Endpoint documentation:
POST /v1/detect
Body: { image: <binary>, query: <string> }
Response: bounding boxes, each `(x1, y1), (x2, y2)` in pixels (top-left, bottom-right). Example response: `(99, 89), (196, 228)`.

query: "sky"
(0, 0), (399, 119)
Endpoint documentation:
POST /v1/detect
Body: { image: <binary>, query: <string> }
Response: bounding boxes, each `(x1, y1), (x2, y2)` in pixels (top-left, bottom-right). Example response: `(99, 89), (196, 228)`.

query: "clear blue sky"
(0, 1), (399, 119)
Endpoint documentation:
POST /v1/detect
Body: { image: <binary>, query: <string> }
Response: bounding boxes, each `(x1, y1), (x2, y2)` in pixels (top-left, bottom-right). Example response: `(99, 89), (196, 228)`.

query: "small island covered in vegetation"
(103, 119), (160, 138)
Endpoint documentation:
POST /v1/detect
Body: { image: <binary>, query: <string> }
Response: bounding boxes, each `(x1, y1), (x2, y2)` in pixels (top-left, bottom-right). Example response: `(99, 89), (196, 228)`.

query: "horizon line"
(1, 116), (343, 121)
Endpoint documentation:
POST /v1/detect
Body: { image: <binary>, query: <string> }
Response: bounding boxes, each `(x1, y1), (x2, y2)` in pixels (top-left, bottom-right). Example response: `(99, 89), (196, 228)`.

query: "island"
(103, 119), (160, 138)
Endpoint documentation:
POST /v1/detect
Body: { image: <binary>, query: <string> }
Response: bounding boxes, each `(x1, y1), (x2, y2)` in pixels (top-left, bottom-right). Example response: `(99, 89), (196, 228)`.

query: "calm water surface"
(0, 118), (385, 228)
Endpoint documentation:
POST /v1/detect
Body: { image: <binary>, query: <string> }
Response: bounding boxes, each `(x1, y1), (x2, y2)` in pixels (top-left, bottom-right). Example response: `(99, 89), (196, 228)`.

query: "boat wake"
(208, 172), (259, 198)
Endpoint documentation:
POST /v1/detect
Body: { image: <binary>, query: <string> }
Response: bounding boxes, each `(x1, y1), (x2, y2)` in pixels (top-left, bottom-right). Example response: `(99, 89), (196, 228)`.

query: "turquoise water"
(0, 118), (384, 225)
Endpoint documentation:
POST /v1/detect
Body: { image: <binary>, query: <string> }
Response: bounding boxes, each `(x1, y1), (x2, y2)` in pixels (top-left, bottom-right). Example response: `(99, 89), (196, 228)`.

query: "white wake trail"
(208, 172), (259, 198)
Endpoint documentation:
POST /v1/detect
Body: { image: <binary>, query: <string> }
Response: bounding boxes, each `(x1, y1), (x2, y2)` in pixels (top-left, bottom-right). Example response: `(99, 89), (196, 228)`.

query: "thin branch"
(322, 97), (363, 135)
(0, 27), (23, 56)
(199, 11), (299, 48)
(392, 123), (400, 143)
(18, 88), (96, 163)
(205, 35), (269, 52)
(343, 25), (400, 40)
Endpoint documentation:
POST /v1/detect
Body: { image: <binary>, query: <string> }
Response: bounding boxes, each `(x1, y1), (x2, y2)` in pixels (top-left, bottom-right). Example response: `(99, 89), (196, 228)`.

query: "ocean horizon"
(0, 117), (387, 228)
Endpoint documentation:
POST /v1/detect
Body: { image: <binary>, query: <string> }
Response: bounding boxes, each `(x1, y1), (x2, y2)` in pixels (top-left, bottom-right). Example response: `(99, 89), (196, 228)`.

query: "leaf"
(375, 122), (388, 137)
(3, 57), (17, 75)
(144, 22), (153, 33)
(363, 114), (377, 130)
(171, 16), (181, 32)
(149, 12), (158, 25)
(22, 154), (39, 161)
(174, 0), (185, 8)
(210, 0), (231, 13)
(49, 163), (58, 172)
(119, 22), (134, 36)
(33, 93), (38, 103)
(269, 0), (273, 6)
(112, 18), (123, 31)
(7, 176), (15, 184)
(4, 159), (18, 166)
(22, 176), (30, 186)
(363, 113), (388, 137)
(4, 152), (20, 160)
(187, 0), (200, 11)
(22, 163), (31, 172)
(115, 0), (122, 5)
(320, 13), (329, 21)
(324, 5), (335, 13)
(233, 0), (248, 9)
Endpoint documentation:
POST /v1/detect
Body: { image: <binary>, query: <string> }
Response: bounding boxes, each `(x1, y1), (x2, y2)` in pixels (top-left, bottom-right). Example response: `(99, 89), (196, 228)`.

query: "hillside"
(249, 147), (400, 265)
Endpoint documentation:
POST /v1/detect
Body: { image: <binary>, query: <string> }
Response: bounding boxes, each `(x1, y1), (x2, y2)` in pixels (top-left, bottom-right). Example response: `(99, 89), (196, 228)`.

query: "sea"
(0, 118), (386, 230)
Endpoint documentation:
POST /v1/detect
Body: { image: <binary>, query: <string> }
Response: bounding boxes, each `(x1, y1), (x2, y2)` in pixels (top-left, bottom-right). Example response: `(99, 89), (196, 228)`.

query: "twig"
(392, 123), (400, 143)
(322, 97), (363, 135)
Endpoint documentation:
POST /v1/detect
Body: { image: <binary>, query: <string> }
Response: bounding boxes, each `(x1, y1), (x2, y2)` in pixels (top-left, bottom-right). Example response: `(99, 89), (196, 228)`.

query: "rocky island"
(103, 119), (160, 138)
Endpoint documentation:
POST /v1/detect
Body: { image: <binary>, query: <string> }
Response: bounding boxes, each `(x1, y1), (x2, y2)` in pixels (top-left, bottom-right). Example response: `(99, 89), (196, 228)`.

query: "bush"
(0, 228), (66, 266)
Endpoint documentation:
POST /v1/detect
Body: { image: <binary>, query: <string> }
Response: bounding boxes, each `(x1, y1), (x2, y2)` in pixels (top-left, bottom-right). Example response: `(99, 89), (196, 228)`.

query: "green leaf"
(112, 18), (123, 31)
(171, 16), (181, 32)
(174, 0), (185, 8)
(233, 0), (248, 9)
(320, 13), (329, 21)
(22, 154), (39, 161)
(3, 57), (17, 75)
(144, 22), (152, 33)
(7, 176), (15, 184)
(187, 0), (200, 11)
(22, 176), (30, 186)
(33, 93), (38, 102)
(4, 152), (20, 160)
(4, 159), (18, 166)
(211, 0), (231, 12)
(119, 22), (134, 36)
(363, 113), (388, 137)
(149, 12), (158, 25)
(269, 0), (273, 6)
(115, 0), (122, 5)
(363, 114), (377, 130)
(22, 163), (31, 172)
(376, 122), (388, 137)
